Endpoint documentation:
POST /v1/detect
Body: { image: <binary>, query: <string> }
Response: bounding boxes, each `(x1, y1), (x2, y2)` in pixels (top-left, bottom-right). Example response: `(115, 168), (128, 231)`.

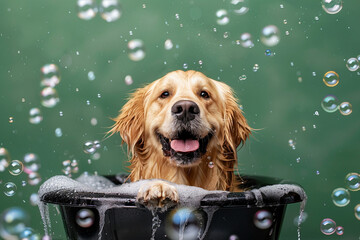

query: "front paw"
(137, 180), (179, 210)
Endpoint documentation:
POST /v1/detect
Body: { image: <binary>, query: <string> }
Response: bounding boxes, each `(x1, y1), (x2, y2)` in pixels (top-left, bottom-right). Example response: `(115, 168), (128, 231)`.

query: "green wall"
(0, 0), (359, 239)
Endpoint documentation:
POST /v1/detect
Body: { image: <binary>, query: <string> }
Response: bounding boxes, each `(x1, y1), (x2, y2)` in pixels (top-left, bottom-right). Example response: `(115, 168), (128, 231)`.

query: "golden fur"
(109, 70), (251, 192)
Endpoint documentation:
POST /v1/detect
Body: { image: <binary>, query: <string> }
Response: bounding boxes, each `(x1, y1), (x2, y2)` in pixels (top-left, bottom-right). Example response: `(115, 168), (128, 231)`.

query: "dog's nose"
(171, 100), (200, 121)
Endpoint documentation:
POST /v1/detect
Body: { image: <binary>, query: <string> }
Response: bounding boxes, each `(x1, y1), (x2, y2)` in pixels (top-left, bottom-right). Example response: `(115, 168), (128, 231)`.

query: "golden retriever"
(109, 70), (251, 208)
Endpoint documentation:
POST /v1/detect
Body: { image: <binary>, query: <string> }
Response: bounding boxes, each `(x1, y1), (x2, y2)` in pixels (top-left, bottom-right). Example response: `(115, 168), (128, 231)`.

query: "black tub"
(39, 174), (306, 240)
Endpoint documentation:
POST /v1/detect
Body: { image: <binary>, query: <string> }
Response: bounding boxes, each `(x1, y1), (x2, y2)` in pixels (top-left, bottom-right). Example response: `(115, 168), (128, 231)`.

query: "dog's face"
(110, 70), (250, 170)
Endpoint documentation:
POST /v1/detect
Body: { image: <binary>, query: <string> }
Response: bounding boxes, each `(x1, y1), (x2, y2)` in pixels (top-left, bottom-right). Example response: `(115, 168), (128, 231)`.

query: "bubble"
(165, 208), (204, 240)
(229, 235), (239, 240)
(229, 0), (249, 15)
(127, 39), (145, 61)
(28, 172), (41, 186)
(239, 33), (254, 48)
(164, 39), (174, 50)
(320, 218), (336, 235)
(265, 49), (272, 56)
(239, 75), (247, 81)
(19, 227), (41, 240)
(40, 64), (60, 87)
(335, 226), (344, 235)
(339, 102), (352, 116)
(83, 141), (97, 154)
(254, 210), (272, 229)
(344, 173), (360, 191)
(9, 117), (14, 123)
(8, 160), (23, 176)
(0, 148), (11, 172)
(323, 71), (339, 87)
(223, 32), (229, 38)
(296, 157), (301, 163)
(88, 71), (95, 81)
(93, 140), (101, 149)
(321, 0), (343, 14)
(90, 118), (98, 126)
(183, 63), (188, 70)
(0, 207), (29, 238)
(29, 193), (40, 206)
(261, 25), (280, 47)
(208, 161), (214, 168)
(41, 87), (59, 108)
(76, 209), (95, 228)
(346, 58), (359, 71)
(321, 95), (339, 113)
(355, 204), (360, 220)
(77, 0), (97, 20)
(253, 64), (259, 72)
(288, 139), (296, 149)
(331, 188), (350, 207)
(62, 159), (79, 176)
(28, 108), (43, 124)
(99, 0), (122, 22)
(125, 75), (133, 85)
(3, 182), (17, 196)
(24, 153), (40, 172)
(216, 9), (229, 25)
(55, 128), (63, 137)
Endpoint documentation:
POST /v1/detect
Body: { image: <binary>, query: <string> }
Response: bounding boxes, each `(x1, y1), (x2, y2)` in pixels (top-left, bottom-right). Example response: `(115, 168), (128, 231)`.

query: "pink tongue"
(170, 139), (199, 152)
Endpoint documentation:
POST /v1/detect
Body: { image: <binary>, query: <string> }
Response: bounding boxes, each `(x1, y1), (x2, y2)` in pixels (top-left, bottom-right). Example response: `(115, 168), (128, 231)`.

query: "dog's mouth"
(157, 130), (212, 166)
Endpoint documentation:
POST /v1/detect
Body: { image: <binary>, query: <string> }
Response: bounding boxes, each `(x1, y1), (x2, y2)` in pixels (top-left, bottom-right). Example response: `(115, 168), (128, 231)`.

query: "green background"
(0, 0), (359, 239)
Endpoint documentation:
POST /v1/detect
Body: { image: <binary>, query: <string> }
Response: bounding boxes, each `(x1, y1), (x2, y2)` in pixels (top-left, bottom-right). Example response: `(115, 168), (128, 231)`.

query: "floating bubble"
(216, 9), (229, 25)
(335, 226), (344, 235)
(265, 49), (272, 56)
(0, 207), (29, 238)
(77, 0), (97, 20)
(344, 173), (360, 191)
(288, 139), (296, 149)
(83, 141), (97, 154)
(62, 159), (79, 176)
(29, 108), (43, 124)
(28, 172), (41, 186)
(76, 209), (95, 228)
(19, 227), (41, 240)
(331, 188), (350, 207)
(320, 218), (336, 235)
(323, 71), (339, 87)
(321, 95), (339, 113)
(9, 160), (23, 176)
(229, 0), (249, 15)
(41, 64), (60, 87)
(223, 32), (229, 38)
(90, 118), (98, 126)
(254, 210), (272, 229)
(164, 39), (173, 50)
(0, 148), (10, 172)
(99, 0), (122, 22)
(165, 208), (203, 240)
(253, 64), (259, 72)
(24, 153), (40, 172)
(239, 33), (254, 48)
(29, 193), (40, 206)
(41, 87), (59, 108)
(321, 0), (343, 14)
(55, 128), (63, 137)
(355, 204), (360, 220)
(127, 39), (145, 61)
(88, 71), (95, 81)
(183, 63), (188, 70)
(9, 117), (14, 123)
(261, 25), (280, 47)
(3, 182), (17, 196)
(93, 140), (101, 149)
(239, 75), (247, 81)
(346, 58), (359, 71)
(125, 75), (133, 85)
(339, 102), (352, 116)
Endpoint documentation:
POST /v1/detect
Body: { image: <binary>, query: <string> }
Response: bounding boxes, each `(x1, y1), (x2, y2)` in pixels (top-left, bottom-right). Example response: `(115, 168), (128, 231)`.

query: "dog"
(109, 70), (251, 208)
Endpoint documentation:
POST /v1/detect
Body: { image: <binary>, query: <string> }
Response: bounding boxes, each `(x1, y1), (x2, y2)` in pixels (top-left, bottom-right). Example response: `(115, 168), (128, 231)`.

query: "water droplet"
(239, 75), (247, 81)
(41, 87), (59, 108)
(229, 0), (249, 15)
(331, 187), (350, 207)
(280, 4), (284, 8)
(216, 9), (229, 25)
(320, 218), (336, 235)
(239, 33), (254, 48)
(183, 63), (188, 69)
(77, 0), (97, 20)
(339, 102), (352, 116)
(99, 0), (122, 22)
(9, 117), (14, 123)
(314, 111), (319, 116)
(164, 39), (173, 50)
(76, 209), (95, 228)
(254, 210), (272, 229)
(3, 182), (17, 196)
(28, 172), (41, 186)
(288, 139), (296, 149)
(354, 204), (360, 220)
(335, 226), (344, 235)
(23, 153), (40, 172)
(55, 128), (63, 137)
(86, 100), (90, 105)
(346, 57), (359, 71)
(321, 95), (339, 113)
(29, 108), (43, 124)
(296, 157), (301, 163)
(0, 207), (29, 237)
(253, 64), (259, 72)
(0, 148), (11, 172)
(127, 39), (145, 61)
(41, 64), (60, 87)
(302, 126), (306, 131)
(321, 0), (343, 14)
(208, 161), (214, 168)
(316, 170), (320, 175)
(88, 71), (95, 81)
(283, 19), (287, 24)
(261, 25), (280, 47)
(9, 160), (23, 176)
(223, 32), (229, 38)
(90, 118), (98, 126)
(314, 16), (319, 21)
(344, 173), (360, 191)
(125, 75), (133, 85)
(323, 71), (339, 87)
(265, 49), (272, 56)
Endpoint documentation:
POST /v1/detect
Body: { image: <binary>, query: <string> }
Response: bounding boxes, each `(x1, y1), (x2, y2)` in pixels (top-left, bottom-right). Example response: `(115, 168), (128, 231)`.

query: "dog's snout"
(171, 100), (200, 121)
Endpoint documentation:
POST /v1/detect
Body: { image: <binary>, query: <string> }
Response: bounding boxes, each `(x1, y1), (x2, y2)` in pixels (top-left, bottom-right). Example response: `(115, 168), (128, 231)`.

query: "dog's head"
(110, 70), (250, 168)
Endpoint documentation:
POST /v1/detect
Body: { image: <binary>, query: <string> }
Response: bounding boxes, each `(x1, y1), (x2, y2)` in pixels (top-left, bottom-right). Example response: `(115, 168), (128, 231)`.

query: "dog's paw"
(137, 180), (179, 210)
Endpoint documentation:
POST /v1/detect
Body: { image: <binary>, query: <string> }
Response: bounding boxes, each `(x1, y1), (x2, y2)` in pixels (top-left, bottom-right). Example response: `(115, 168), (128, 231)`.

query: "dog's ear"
(108, 85), (150, 156)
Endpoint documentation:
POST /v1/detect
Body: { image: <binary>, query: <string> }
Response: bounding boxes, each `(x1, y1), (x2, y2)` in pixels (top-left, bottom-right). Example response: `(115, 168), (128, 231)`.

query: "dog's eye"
(160, 91), (170, 99)
(200, 91), (210, 99)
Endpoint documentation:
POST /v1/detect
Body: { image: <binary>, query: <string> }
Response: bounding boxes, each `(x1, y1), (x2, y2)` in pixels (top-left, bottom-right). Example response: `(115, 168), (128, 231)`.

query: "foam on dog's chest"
(170, 139), (199, 152)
